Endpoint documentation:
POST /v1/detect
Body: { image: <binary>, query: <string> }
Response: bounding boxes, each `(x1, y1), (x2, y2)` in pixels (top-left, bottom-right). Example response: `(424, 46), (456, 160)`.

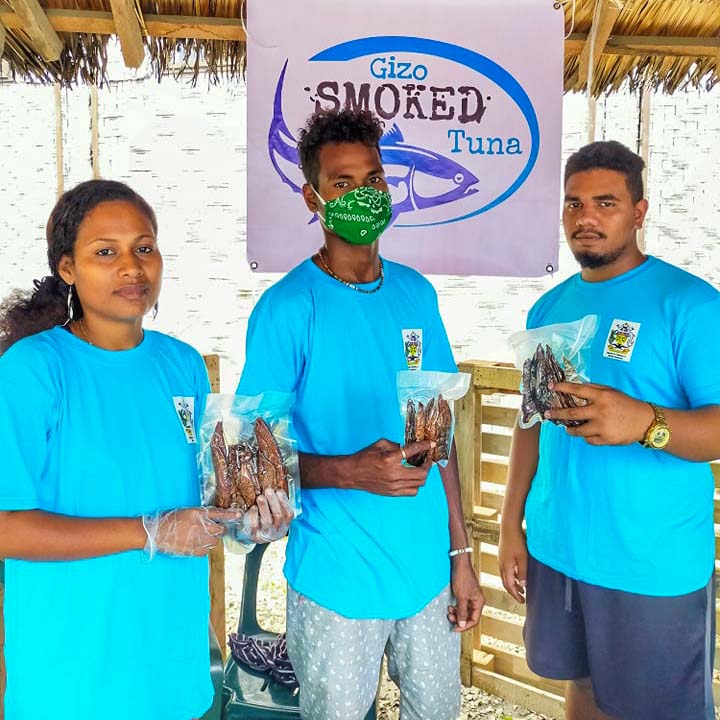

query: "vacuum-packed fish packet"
(397, 370), (471, 467)
(198, 391), (301, 547)
(508, 315), (598, 428)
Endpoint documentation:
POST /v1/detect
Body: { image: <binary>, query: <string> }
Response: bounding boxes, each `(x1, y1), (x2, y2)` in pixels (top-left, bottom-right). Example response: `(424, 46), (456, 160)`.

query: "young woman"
(0, 180), (292, 720)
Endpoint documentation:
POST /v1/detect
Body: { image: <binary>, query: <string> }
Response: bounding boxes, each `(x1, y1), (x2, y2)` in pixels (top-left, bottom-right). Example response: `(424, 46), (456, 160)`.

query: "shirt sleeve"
(674, 295), (720, 408)
(422, 285), (457, 373)
(236, 285), (310, 396)
(0, 340), (58, 510)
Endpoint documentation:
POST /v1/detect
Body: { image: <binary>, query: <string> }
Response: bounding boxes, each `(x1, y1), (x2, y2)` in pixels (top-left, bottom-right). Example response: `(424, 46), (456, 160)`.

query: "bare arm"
(548, 382), (720, 462)
(298, 439), (433, 495)
(0, 506), (240, 562)
(0, 510), (146, 561)
(502, 421), (540, 528)
(498, 420), (540, 603)
(439, 442), (484, 631)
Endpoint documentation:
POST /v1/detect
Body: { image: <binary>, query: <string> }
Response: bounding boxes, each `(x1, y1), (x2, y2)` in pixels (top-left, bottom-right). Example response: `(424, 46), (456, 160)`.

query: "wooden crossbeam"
(0, 7), (246, 41)
(566, 34), (720, 58)
(108, 0), (144, 68)
(6, 0), (63, 61)
(578, 0), (624, 86)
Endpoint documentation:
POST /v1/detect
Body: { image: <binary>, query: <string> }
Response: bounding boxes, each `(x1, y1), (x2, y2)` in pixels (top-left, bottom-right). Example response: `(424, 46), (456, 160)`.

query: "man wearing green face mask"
(237, 108), (484, 720)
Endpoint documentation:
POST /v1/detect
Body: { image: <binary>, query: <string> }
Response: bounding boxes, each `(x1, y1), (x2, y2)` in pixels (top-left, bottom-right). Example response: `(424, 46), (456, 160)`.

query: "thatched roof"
(0, 0), (247, 85)
(0, 0), (719, 92)
(563, 0), (720, 94)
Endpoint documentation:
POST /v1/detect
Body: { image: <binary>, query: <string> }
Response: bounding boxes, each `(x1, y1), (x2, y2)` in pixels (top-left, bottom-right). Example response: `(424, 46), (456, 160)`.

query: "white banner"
(247, 0), (564, 276)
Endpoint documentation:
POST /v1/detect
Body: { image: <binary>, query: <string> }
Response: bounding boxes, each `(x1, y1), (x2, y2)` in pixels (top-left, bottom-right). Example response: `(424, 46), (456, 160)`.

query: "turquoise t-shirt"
(525, 256), (720, 596)
(0, 327), (213, 720)
(238, 258), (457, 619)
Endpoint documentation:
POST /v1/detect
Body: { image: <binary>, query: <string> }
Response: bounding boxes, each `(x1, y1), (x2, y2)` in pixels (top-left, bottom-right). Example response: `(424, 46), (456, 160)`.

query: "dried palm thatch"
(0, 0), (719, 91)
(563, 0), (720, 94)
(0, 0), (246, 85)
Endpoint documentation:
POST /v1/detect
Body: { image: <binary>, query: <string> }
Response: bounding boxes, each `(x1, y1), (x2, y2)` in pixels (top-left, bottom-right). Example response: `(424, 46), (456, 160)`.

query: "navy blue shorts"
(524, 555), (715, 720)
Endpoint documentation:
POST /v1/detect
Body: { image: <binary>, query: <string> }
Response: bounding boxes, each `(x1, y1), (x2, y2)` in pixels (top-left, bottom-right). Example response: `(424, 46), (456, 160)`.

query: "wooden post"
(90, 84), (100, 178)
(6, 0), (62, 60)
(637, 82), (651, 252)
(54, 83), (63, 198)
(456, 362), (483, 686)
(203, 354), (227, 659)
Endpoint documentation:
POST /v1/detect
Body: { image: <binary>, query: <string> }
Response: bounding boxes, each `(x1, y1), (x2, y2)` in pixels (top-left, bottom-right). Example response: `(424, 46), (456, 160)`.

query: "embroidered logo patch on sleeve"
(173, 396), (197, 443)
(402, 329), (423, 370)
(603, 320), (641, 362)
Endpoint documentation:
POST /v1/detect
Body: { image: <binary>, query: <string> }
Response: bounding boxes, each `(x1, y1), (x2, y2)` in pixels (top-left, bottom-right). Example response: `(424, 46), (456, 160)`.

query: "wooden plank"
(473, 668), (565, 719)
(481, 550), (501, 579)
(470, 362), (521, 395)
(577, 0), (623, 86)
(481, 644), (566, 697)
(482, 405), (518, 429)
(6, 0), (63, 61)
(482, 459), (508, 485)
(473, 649), (495, 671)
(0, 19), (6, 58)
(456, 363), (482, 686)
(482, 487), (504, 513)
(483, 613), (524, 647)
(474, 505), (498, 521)
(483, 432), (512, 458)
(108, 0), (144, 68)
(202, 354), (225, 660)
(0, 7), (247, 41)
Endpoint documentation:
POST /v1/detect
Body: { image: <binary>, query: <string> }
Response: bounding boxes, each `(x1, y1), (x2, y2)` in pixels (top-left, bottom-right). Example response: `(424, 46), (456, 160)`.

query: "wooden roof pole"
(6, 0), (63, 61)
(578, 0), (623, 89)
(0, 19), (6, 58)
(108, 0), (145, 68)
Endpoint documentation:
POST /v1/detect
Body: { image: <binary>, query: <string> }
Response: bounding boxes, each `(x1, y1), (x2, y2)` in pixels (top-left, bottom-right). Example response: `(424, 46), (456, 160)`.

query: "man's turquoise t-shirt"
(526, 256), (720, 596)
(238, 258), (457, 619)
(0, 327), (213, 720)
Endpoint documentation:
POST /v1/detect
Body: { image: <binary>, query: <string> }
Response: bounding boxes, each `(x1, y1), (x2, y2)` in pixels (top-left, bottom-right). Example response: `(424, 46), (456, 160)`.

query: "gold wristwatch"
(641, 403), (671, 449)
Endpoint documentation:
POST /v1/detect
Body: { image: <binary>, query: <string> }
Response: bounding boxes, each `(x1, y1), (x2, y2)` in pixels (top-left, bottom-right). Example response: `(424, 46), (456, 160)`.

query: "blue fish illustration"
(268, 60), (480, 223)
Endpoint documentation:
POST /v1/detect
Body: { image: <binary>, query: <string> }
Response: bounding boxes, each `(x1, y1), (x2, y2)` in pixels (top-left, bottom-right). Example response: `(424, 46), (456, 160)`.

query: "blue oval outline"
(310, 36), (539, 228)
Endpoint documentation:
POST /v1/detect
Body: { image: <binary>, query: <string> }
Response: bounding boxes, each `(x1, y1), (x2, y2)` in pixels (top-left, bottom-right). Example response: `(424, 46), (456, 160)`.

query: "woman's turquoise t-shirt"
(0, 327), (213, 720)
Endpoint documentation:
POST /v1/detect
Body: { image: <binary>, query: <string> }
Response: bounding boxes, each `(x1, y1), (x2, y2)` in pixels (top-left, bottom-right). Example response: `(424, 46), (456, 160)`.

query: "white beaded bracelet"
(448, 546), (473, 558)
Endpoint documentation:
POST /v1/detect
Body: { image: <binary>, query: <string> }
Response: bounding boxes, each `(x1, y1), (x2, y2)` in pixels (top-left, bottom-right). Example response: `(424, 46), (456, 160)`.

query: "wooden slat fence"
(456, 360), (720, 719)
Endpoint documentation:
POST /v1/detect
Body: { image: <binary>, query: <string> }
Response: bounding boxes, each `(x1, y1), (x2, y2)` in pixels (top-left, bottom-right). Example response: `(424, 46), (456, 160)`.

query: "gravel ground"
(224, 542), (720, 719)
(223, 540), (551, 720)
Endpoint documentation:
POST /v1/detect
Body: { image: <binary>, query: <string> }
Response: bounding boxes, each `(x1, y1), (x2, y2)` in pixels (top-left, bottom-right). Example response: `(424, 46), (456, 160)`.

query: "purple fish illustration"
(268, 60), (480, 223)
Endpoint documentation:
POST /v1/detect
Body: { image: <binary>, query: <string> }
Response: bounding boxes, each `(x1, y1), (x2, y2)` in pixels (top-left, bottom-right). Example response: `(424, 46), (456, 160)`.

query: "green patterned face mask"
(314, 186), (393, 245)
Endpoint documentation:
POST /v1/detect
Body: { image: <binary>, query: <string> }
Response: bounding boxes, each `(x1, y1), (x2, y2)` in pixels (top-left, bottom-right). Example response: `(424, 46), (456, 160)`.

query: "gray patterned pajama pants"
(286, 585), (461, 720)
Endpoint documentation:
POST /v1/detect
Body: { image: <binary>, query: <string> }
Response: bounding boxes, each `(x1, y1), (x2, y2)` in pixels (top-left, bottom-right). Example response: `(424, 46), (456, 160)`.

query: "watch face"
(651, 427), (671, 448)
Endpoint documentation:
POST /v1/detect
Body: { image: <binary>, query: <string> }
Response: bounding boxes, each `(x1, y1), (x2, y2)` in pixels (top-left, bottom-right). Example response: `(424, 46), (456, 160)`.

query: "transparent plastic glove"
(240, 489), (295, 544)
(142, 506), (242, 560)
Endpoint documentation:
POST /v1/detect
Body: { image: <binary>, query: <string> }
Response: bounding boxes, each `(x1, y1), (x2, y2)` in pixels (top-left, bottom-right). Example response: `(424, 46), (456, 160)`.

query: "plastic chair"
(200, 626), (224, 720)
(222, 543), (377, 719)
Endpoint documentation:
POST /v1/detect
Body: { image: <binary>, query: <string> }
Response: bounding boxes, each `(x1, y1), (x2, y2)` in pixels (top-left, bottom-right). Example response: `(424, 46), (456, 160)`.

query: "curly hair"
(565, 141), (645, 203)
(0, 180), (157, 354)
(297, 108), (385, 188)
